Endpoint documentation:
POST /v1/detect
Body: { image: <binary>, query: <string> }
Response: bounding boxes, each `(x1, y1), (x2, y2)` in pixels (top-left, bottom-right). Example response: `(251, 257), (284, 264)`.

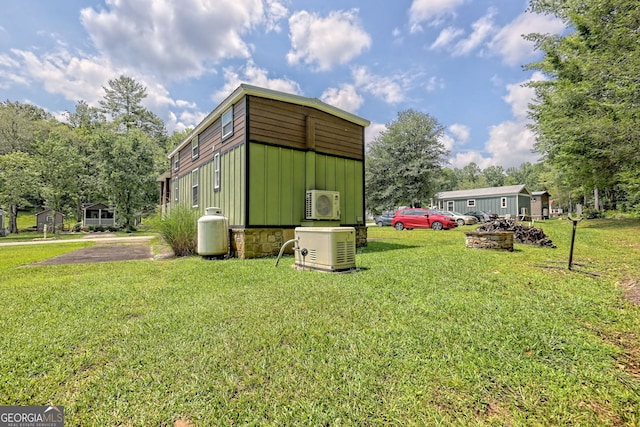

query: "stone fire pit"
(465, 231), (514, 251)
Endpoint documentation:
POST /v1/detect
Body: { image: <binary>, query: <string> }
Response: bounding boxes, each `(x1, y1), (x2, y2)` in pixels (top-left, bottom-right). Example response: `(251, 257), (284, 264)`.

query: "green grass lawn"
(1, 219), (638, 426)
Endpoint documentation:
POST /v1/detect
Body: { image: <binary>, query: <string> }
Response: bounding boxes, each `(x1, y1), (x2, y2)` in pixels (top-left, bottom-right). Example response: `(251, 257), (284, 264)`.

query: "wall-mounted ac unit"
(294, 227), (356, 272)
(306, 190), (340, 220)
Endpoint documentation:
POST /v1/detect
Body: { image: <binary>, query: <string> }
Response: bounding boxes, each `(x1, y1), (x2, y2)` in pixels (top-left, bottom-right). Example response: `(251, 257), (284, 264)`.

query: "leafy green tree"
(0, 101), (53, 155)
(99, 75), (167, 141)
(483, 165), (506, 187)
(365, 110), (449, 212)
(96, 128), (157, 228)
(457, 163), (486, 189)
(526, 0), (640, 211)
(36, 127), (82, 218)
(65, 100), (105, 130)
(0, 151), (41, 233)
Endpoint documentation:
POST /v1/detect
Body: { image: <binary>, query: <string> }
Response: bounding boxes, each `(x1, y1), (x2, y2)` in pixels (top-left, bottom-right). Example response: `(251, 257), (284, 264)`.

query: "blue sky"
(0, 0), (564, 169)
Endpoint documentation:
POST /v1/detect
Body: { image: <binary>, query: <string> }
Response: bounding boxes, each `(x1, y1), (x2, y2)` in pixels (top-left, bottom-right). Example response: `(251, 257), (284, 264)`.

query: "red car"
(392, 208), (457, 231)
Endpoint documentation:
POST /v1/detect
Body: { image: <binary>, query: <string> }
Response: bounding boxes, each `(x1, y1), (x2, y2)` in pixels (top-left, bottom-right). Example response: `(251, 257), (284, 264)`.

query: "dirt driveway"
(1, 234), (166, 266)
(30, 244), (154, 266)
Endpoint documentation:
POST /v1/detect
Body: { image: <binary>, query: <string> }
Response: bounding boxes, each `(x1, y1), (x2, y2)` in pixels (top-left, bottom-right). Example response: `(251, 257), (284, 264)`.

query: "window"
(174, 181), (179, 202)
(501, 197), (507, 208)
(447, 201), (454, 211)
(191, 169), (199, 207)
(191, 138), (199, 160)
(467, 199), (476, 207)
(222, 108), (233, 139)
(214, 153), (221, 190)
(174, 152), (179, 171)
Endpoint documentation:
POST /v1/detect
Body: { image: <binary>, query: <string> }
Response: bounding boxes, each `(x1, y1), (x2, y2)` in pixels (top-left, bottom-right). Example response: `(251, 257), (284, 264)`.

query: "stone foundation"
(465, 231), (514, 251)
(230, 226), (368, 259)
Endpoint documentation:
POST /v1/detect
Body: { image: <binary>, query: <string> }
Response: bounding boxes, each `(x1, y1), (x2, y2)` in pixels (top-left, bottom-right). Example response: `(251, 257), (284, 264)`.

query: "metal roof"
(168, 84), (370, 158)
(435, 184), (529, 199)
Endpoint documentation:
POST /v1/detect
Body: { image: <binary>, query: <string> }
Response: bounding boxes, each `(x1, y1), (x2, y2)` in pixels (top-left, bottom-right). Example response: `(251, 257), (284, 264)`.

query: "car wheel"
(376, 221), (383, 227)
(431, 221), (443, 230)
(394, 222), (405, 231)
(456, 218), (465, 226)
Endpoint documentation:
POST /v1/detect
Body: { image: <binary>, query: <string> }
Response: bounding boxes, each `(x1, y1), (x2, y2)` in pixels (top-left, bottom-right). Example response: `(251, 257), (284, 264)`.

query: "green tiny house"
(160, 84), (370, 258)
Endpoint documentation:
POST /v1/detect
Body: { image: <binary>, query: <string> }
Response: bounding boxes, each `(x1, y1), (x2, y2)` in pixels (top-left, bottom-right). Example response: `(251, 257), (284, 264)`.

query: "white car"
(437, 210), (478, 226)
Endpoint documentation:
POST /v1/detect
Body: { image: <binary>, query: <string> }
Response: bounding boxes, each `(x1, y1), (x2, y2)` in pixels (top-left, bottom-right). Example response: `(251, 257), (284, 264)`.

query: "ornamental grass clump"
(158, 205), (199, 256)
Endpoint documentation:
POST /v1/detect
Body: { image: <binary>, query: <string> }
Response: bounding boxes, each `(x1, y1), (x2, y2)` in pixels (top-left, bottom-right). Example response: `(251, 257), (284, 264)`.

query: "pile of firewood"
(476, 219), (556, 248)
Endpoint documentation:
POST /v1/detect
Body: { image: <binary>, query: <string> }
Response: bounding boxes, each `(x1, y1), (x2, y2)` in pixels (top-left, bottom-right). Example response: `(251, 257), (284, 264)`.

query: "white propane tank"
(197, 207), (229, 258)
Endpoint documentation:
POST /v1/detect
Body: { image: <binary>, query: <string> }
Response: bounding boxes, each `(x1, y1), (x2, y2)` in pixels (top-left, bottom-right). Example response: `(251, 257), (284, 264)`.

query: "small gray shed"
(36, 209), (65, 232)
(531, 191), (551, 220)
(434, 185), (532, 219)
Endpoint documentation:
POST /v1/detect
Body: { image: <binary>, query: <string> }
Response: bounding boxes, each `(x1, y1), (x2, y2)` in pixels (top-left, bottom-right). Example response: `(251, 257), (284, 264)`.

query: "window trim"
(191, 138), (199, 160)
(174, 152), (179, 171)
(221, 108), (233, 140)
(467, 199), (476, 207)
(214, 153), (221, 190)
(501, 197), (507, 209)
(191, 168), (199, 208)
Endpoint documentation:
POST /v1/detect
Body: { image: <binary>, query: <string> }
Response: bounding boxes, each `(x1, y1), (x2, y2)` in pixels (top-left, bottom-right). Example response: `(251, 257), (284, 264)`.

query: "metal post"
(567, 214), (582, 271)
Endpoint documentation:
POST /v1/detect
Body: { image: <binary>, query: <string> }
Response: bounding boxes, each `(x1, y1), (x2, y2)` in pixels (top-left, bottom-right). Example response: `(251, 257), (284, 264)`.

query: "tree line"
(0, 76), (188, 233)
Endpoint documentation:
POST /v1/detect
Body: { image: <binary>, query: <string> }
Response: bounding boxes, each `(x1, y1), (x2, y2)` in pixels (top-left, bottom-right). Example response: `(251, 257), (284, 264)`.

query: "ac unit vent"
(306, 190), (340, 220)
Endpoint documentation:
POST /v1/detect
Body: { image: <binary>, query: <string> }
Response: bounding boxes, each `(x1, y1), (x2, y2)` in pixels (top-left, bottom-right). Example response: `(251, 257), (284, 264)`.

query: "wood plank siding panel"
(172, 99), (246, 176)
(247, 96), (364, 160)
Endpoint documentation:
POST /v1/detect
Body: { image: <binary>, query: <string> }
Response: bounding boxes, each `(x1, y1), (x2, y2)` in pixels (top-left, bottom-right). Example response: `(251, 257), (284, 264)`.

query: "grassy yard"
(1, 219), (638, 426)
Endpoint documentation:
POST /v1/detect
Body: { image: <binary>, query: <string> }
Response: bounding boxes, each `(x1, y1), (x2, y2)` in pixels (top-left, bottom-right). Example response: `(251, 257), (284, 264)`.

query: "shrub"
(157, 206), (199, 256)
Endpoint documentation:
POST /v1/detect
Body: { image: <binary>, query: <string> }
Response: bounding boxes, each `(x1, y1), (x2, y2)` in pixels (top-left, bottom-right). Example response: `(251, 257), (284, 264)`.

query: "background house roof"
(436, 184), (529, 200)
(531, 190), (551, 196)
(168, 84), (371, 159)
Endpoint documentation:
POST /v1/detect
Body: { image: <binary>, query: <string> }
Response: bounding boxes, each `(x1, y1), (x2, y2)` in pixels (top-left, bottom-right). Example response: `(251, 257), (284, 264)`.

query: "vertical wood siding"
(249, 143), (306, 225)
(248, 143), (363, 226)
(173, 144), (245, 227)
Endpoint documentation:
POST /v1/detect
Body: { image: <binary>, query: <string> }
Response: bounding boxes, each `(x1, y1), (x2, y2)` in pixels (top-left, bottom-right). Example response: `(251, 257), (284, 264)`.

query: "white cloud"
(351, 66), (406, 104)
(213, 60), (302, 102)
(449, 151), (493, 169)
(430, 27), (464, 50)
(424, 76), (445, 92)
(502, 74), (540, 121)
(80, 0), (288, 79)
(452, 11), (496, 56)
(6, 48), (115, 105)
(320, 84), (363, 113)
(440, 123), (470, 152)
(489, 12), (564, 66)
(449, 123), (470, 143)
(484, 120), (538, 168)
(409, 0), (467, 32)
(365, 122), (387, 148)
(287, 9), (371, 71)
